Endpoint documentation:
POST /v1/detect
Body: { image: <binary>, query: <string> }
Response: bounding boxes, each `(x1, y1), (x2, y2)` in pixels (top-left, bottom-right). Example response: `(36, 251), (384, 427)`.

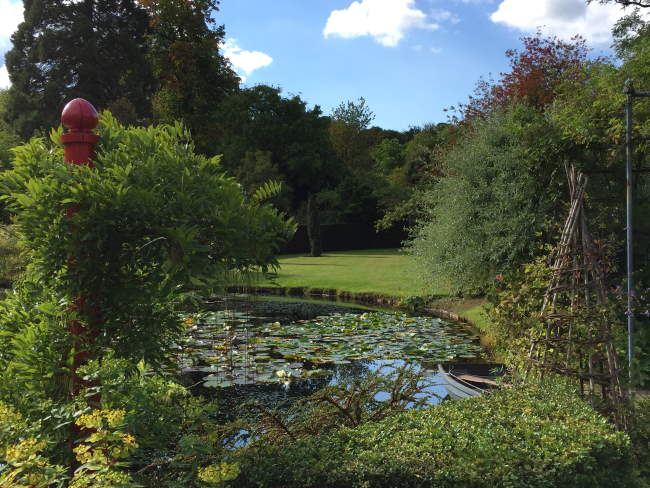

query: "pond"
(178, 295), (484, 413)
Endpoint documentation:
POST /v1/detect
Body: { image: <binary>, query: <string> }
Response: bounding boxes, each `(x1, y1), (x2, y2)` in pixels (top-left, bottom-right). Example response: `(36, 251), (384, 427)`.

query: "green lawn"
(253, 248), (491, 331)
(258, 249), (427, 298)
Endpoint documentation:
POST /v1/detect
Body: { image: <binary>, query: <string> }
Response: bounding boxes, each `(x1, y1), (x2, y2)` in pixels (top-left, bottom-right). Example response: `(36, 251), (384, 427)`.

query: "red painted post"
(61, 98), (100, 166)
(61, 98), (99, 397)
(61, 99), (100, 465)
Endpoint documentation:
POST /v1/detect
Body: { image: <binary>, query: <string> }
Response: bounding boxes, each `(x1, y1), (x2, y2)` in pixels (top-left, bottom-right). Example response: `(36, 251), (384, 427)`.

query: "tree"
(144, 0), (239, 153)
(234, 150), (292, 212)
(550, 21), (650, 286)
(216, 85), (338, 208)
(403, 123), (452, 182)
(370, 138), (404, 174)
(331, 96), (375, 131)
(0, 90), (20, 171)
(4, 0), (154, 138)
(458, 33), (591, 120)
(329, 97), (376, 174)
(589, 0), (650, 6)
(408, 105), (565, 294)
(214, 85), (339, 256)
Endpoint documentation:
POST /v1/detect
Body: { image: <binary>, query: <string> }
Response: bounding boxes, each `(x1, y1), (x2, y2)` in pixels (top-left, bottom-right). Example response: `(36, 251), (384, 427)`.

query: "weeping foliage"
(408, 106), (563, 294)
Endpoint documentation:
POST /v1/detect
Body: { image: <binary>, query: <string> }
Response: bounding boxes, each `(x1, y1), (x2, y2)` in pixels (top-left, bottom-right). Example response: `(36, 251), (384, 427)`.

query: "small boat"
(438, 363), (504, 400)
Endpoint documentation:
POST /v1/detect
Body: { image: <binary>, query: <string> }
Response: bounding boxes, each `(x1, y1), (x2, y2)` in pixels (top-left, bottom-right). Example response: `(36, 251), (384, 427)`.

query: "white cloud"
(0, 0), (22, 53)
(431, 46), (443, 54)
(0, 65), (10, 89)
(490, 0), (638, 46)
(222, 38), (272, 82)
(324, 0), (438, 47)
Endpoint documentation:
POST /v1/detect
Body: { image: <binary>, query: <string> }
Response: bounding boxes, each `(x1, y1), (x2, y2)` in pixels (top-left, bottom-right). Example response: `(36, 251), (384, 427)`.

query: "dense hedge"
(229, 384), (635, 488)
(279, 223), (407, 254)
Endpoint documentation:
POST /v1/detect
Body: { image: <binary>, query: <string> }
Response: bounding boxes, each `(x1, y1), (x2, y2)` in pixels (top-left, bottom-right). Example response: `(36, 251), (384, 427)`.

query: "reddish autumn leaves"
(459, 33), (594, 121)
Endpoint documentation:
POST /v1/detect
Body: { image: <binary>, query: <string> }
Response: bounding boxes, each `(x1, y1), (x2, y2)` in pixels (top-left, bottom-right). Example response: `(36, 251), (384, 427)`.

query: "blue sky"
(0, 0), (638, 130)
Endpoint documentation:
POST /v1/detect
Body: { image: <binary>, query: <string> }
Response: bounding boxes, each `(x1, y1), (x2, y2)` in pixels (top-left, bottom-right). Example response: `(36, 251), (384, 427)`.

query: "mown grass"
(257, 249), (428, 298)
(253, 249), (491, 329)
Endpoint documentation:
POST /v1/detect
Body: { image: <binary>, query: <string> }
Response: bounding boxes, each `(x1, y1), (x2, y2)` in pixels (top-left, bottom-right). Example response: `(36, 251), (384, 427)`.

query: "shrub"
(407, 105), (563, 295)
(78, 356), (242, 487)
(0, 113), (293, 374)
(230, 383), (635, 488)
(630, 396), (650, 485)
(0, 113), (291, 481)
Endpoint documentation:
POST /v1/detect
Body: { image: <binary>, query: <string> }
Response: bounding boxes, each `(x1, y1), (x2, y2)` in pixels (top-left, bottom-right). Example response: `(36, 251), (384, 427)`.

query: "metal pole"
(624, 80), (635, 383)
(622, 81), (650, 386)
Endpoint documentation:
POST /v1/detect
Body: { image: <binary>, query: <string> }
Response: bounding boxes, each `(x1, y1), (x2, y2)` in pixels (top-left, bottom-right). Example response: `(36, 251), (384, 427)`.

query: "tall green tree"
(0, 90), (20, 171)
(216, 85), (338, 208)
(4, 0), (154, 138)
(331, 96), (375, 131)
(329, 97), (376, 174)
(144, 0), (239, 153)
(215, 85), (338, 255)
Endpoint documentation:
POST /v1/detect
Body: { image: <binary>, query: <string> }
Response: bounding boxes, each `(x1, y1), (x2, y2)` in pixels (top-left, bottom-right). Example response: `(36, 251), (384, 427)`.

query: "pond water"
(178, 295), (484, 413)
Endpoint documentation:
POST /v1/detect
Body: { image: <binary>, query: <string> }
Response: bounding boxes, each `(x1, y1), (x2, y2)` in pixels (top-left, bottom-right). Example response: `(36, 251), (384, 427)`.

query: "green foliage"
(550, 32), (650, 283)
(0, 402), (67, 487)
(70, 409), (139, 488)
(251, 180), (283, 204)
(0, 90), (21, 172)
(370, 138), (404, 174)
(4, 0), (153, 138)
(146, 0), (239, 153)
(0, 114), (290, 483)
(196, 463), (240, 487)
(231, 382), (635, 488)
(629, 396), (650, 484)
(215, 85), (338, 206)
(233, 151), (291, 211)
(483, 255), (552, 362)
(0, 113), (292, 369)
(403, 123), (451, 182)
(0, 363), (242, 488)
(408, 105), (563, 294)
(0, 280), (73, 406)
(331, 96), (375, 131)
(77, 356), (240, 487)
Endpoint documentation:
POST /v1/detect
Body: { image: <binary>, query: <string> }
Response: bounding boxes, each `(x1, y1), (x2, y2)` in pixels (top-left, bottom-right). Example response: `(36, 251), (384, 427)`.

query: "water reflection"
(179, 295), (480, 420)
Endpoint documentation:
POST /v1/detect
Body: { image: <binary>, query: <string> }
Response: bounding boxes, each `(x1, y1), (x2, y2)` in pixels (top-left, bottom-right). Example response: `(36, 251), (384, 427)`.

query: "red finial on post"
(61, 98), (99, 166)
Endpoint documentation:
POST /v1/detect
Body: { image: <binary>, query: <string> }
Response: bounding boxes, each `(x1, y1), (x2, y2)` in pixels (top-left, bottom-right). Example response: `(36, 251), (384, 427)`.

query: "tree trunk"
(307, 194), (322, 257)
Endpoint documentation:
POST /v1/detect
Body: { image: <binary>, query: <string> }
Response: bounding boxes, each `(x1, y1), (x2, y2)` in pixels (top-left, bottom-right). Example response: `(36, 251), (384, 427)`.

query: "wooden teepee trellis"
(526, 164), (626, 424)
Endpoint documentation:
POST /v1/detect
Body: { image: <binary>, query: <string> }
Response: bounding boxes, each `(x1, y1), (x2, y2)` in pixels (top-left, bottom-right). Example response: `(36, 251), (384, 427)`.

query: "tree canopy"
(144, 0), (239, 152)
(4, 0), (154, 138)
(458, 33), (592, 120)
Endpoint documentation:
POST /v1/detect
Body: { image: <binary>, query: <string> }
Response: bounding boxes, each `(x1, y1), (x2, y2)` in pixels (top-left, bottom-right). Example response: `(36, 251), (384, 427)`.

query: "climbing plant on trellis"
(526, 164), (626, 425)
